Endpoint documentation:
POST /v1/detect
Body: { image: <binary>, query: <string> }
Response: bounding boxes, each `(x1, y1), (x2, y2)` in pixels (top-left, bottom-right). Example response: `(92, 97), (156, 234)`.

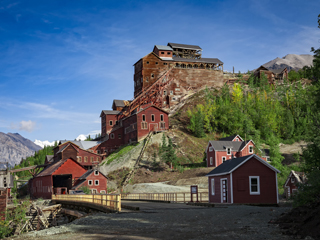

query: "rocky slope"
(263, 54), (314, 71)
(0, 132), (42, 168)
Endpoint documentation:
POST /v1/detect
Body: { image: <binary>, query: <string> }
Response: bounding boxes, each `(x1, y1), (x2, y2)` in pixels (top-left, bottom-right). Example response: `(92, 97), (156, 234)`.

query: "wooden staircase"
(121, 131), (154, 188)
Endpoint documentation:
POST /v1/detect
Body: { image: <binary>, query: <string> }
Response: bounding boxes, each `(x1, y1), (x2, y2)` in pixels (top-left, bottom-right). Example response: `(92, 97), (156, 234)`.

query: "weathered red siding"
(30, 175), (52, 199)
(232, 158), (278, 204)
(208, 174), (231, 203)
(75, 171), (108, 194)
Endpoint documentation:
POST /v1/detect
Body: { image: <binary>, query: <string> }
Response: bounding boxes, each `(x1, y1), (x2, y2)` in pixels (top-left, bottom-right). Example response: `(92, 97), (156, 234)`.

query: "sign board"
(191, 185), (198, 194)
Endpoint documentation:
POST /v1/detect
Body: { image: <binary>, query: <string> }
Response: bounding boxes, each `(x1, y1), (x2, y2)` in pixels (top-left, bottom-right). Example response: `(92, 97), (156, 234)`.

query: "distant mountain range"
(263, 54), (314, 72)
(0, 132), (42, 168)
(34, 139), (56, 148)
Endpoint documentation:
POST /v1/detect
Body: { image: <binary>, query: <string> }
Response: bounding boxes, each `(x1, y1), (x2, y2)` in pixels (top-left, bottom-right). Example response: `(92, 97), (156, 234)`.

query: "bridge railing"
(52, 194), (121, 212)
(121, 192), (208, 203)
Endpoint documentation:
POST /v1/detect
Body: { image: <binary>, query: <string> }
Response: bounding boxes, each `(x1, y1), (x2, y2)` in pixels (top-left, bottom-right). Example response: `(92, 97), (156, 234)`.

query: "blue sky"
(0, 0), (319, 142)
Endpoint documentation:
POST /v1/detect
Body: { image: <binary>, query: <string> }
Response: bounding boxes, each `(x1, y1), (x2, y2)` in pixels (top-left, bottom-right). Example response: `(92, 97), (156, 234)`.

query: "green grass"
(103, 143), (139, 165)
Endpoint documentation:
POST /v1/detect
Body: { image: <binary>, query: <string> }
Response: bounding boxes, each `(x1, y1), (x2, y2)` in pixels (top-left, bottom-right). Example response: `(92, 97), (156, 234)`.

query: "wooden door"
(221, 179), (228, 203)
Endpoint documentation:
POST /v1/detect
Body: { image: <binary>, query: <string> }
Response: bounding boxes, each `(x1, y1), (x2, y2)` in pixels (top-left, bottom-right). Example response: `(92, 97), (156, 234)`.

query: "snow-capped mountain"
(76, 134), (87, 141)
(34, 139), (56, 148)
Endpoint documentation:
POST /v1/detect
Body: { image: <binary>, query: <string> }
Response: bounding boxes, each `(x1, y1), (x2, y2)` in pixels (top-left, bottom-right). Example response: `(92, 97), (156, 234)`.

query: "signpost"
(190, 185), (198, 202)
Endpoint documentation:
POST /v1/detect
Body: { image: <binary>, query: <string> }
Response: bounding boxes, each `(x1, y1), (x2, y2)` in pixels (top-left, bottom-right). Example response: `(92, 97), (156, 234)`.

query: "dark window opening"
(151, 114), (155, 122)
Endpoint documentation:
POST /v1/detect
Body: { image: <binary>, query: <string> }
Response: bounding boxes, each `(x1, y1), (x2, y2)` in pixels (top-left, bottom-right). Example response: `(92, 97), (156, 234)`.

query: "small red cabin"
(206, 154), (280, 204)
(283, 170), (306, 199)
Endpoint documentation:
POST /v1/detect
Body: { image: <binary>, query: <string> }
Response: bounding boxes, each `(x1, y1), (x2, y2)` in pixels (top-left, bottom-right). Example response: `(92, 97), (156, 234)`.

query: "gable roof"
(56, 143), (79, 154)
(112, 100), (130, 108)
(219, 135), (244, 141)
(284, 170), (307, 187)
(59, 140), (100, 151)
(271, 67), (287, 74)
(206, 154), (280, 177)
(208, 140), (250, 152)
(71, 169), (108, 190)
(154, 45), (173, 51)
(133, 52), (162, 66)
(168, 42), (202, 50)
(100, 110), (121, 117)
(35, 158), (84, 177)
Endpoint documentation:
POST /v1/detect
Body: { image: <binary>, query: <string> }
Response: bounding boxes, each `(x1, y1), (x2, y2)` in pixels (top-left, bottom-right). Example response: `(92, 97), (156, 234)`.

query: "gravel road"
(9, 202), (295, 240)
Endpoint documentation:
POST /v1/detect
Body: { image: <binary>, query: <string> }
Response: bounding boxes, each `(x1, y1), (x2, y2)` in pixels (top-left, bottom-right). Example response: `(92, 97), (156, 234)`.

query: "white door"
(221, 179), (228, 203)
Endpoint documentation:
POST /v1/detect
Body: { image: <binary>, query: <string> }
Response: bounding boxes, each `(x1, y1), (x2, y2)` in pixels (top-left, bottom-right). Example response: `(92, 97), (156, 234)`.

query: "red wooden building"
(206, 154), (280, 204)
(53, 141), (103, 169)
(29, 158), (87, 199)
(206, 135), (270, 168)
(72, 169), (108, 194)
(97, 104), (169, 155)
(283, 170), (306, 199)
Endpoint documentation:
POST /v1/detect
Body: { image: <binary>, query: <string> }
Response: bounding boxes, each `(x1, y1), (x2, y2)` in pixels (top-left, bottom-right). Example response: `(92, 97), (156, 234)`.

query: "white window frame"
(210, 157), (213, 165)
(94, 170), (99, 176)
(222, 156), (226, 162)
(266, 157), (271, 162)
(249, 145), (253, 153)
(211, 179), (215, 195)
(88, 180), (93, 186)
(227, 147), (231, 155)
(291, 176), (295, 183)
(151, 114), (155, 122)
(95, 180), (99, 186)
(209, 146), (213, 152)
(249, 176), (260, 195)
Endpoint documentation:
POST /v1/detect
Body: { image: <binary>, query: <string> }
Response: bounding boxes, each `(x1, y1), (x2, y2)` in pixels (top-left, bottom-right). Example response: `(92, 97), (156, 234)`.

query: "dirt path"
(11, 204), (293, 240)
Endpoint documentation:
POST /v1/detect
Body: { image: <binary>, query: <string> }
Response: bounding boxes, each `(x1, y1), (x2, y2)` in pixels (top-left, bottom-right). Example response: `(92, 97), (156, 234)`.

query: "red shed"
(72, 169), (108, 194)
(206, 154), (280, 204)
(283, 170), (306, 199)
(29, 158), (87, 199)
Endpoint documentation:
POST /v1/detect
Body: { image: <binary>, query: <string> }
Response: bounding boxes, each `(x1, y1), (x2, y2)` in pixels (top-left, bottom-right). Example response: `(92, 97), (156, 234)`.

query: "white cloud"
(19, 120), (36, 132)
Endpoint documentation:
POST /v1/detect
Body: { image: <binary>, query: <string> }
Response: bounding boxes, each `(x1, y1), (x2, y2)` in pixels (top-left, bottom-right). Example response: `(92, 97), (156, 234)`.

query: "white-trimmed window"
(210, 157), (213, 165)
(100, 190), (106, 194)
(209, 146), (213, 152)
(151, 114), (155, 122)
(222, 156), (226, 162)
(291, 176), (295, 183)
(88, 180), (93, 186)
(249, 176), (260, 195)
(266, 157), (271, 162)
(94, 170), (99, 176)
(109, 120), (113, 126)
(95, 180), (99, 186)
(211, 179), (215, 195)
(227, 147), (231, 155)
(160, 114), (164, 121)
(249, 145), (253, 153)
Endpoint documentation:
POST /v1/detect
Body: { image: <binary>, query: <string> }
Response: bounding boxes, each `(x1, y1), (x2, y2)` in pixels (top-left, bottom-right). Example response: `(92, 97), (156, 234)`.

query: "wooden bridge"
(52, 193), (121, 213)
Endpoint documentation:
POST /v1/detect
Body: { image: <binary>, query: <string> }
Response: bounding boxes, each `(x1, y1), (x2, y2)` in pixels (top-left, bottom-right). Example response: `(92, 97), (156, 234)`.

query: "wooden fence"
(121, 192), (209, 203)
(52, 194), (121, 212)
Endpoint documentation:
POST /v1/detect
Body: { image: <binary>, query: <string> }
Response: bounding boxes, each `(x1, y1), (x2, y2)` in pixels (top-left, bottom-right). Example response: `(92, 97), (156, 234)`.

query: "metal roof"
(36, 159), (66, 177)
(209, 140), (249, 152)
(155, 45), (173, 51)
(100, 110), (121, 117)
(112, 100), (127, 108)
(59, 140), (100, 150)
(206, 154), (280, 177)
(172, 57), (223, 64)
(45, 155), (54, 163)
(168, 43), (202, 50)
